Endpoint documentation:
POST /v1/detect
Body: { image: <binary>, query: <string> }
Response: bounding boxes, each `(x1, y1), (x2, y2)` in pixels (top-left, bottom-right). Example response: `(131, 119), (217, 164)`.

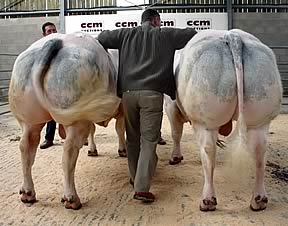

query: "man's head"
(42, 22), (57, 36)
(141, 9), (161, 27)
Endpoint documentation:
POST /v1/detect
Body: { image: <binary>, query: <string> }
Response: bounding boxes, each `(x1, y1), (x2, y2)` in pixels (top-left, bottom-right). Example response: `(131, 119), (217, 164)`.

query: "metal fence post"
(60, 0), (67, 34)
(227, 0), (233, 30)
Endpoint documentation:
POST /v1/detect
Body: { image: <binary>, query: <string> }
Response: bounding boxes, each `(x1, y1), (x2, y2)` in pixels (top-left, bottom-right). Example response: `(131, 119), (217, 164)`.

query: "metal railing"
(0, 53), (18, 115)
(0, 1), (287, 32)
(1, 1), (288, 18)
(1, 2), (288, 31)
(270, 46), (288, 104)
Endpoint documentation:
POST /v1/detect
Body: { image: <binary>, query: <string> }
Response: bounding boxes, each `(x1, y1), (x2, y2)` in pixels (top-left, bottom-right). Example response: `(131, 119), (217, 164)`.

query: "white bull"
(9, 32), (122, 210)
(165, 29), (282, 211)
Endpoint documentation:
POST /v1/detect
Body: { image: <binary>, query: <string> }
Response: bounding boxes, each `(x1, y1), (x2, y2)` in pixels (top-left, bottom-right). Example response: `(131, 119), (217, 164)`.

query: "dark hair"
(42, 22), (56, 33)
(141, 9), (160, 23)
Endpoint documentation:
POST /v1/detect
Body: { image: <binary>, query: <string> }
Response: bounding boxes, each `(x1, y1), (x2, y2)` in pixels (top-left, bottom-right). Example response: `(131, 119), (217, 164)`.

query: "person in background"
(97, 9), (197, 202)
(39, 22), (57, 149)
(41, 21), (57, 36)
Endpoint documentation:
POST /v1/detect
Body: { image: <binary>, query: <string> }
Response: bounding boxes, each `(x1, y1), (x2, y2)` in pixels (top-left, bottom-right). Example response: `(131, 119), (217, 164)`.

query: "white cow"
(9, 32), (122, 210)
(165, 29), (282, 211)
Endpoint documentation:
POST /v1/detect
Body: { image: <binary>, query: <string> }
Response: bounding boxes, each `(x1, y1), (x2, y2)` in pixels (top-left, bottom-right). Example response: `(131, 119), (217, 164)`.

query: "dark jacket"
(97, 22), (197, 100)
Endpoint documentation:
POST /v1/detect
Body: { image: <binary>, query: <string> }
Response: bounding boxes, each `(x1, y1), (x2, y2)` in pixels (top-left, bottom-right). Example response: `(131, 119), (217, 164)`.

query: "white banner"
(65, 13), (228, 37)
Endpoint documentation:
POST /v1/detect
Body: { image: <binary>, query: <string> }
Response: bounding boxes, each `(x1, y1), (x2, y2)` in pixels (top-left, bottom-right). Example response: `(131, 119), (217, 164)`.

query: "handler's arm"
(169, 28), (197, 49)
(97, 29), (123, 49)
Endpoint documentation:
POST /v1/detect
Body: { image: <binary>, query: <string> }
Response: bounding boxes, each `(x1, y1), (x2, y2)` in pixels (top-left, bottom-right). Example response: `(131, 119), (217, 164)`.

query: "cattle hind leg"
(87, 123), (98, 156)
(248, 125), (269, 211)
(197, 125), (218, 211)
(61, 121), (92, 210)
(169, 115), (184, 165)
(115, 114), (127, 157)
(19, 123), (44, 204)
(165, 99), (185, 165)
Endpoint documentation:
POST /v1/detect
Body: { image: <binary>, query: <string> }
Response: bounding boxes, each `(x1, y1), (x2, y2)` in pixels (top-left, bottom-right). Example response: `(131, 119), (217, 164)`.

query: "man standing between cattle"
(98, 9), (197, 202)
(39, 22), (58, 149)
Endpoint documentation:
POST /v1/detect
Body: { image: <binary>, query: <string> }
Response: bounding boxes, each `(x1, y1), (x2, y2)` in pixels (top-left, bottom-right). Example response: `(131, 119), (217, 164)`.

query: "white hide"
(8, 32), (121, 210)
(10, 32), (120, 126)
(166, 29), (282, 211)
(177, 29), (282, 128)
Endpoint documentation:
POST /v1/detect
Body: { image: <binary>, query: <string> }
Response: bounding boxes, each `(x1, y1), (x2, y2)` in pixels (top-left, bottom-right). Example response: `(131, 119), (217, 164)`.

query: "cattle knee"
(199, 128), (217, 156)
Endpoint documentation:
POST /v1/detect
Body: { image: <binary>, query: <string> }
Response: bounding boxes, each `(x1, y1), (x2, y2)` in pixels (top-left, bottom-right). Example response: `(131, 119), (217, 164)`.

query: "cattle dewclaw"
(8, 32), (122, 210)
(165, 29), (282, 211)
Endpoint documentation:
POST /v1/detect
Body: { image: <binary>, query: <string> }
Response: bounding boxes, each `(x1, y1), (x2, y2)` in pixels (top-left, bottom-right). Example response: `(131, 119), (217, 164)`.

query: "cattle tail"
(32, 39), (63, 114)
(224, 31), (253, 182)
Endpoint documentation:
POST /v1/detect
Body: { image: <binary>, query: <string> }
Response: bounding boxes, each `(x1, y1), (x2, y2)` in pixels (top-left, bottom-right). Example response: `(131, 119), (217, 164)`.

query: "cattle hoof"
(62, 195), (82, 210)
(87, 149), (98, 157)
(250, 195), (268, 211)
(65, 201), (82, 210)
(200, 197), (217, 211)
(20, 189), (36, 204)
(169, 156), (184, 165)
(118, 149), (127, 157)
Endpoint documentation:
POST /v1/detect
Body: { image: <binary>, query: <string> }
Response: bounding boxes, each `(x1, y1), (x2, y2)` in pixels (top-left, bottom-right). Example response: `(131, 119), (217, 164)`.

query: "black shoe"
(133, 192), (155, 203)
(40, 140), (53, 149)
(158, 137), (166, 145)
